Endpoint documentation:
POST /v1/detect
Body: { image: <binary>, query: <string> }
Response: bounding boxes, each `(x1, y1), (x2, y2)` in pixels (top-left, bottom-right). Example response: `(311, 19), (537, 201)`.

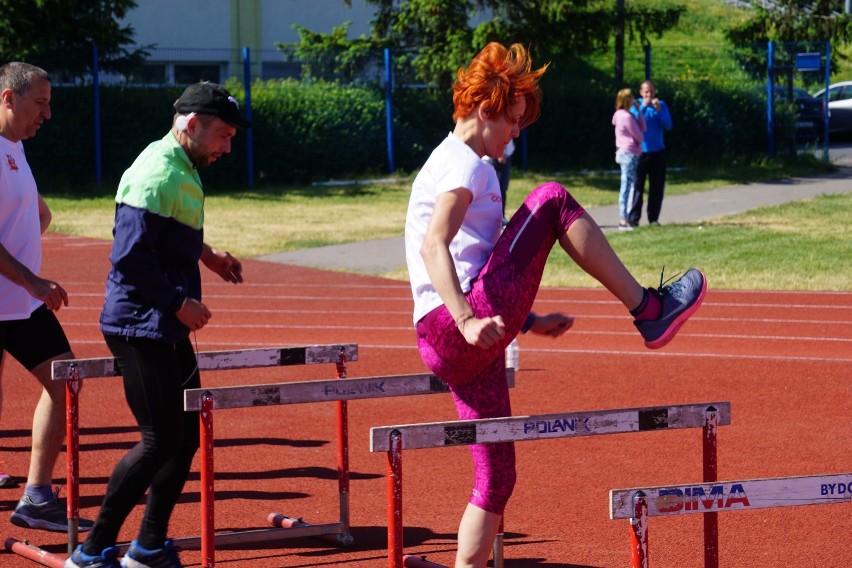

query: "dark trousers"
(628, 149), (667, 224)
(493, 157), (512, 217)
(84, 334), (200, 553)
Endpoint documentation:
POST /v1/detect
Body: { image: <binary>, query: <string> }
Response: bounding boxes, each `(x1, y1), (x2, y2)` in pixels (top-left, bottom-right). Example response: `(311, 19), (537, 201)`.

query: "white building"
(119, 0), (377, 84)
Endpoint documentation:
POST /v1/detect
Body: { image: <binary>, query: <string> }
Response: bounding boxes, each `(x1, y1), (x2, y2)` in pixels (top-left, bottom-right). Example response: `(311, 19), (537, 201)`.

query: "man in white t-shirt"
(0, 61), (93, 532)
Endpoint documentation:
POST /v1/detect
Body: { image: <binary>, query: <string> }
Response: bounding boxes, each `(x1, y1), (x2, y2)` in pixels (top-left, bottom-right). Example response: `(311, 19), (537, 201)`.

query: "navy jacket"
(100, 133), (205, 343)
(100, 204), (203, 343)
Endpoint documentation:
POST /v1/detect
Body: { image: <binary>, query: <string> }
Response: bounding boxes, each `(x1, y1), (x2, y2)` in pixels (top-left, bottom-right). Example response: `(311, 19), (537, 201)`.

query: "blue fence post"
(384, 48), (395, 173)
(767, 41), (775, 159)
(92, 43), (102, 191)
(242, 47), (254, 187)
(823, 41), (831, 163)
(644, 45), (651, 80)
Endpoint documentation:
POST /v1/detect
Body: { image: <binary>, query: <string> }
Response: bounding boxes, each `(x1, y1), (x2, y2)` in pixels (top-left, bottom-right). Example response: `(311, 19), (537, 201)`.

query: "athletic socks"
(630, 288), (662, 322)
(24, 484), (55, 504)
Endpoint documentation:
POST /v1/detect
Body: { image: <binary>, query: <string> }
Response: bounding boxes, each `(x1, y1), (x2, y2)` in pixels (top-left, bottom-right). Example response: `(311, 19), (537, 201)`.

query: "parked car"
(770, 85), (825, 144)
(812, 81), (852, 135)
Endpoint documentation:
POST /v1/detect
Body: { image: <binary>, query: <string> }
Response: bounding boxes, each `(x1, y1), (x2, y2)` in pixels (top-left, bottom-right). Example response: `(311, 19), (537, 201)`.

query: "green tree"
(277, 22), (378, 83)
(726, 0), (852, 47)
(725, 0), (852, 83)
(725, 0), (851, 154)
(282, 0), (685, 88)
(0, 0), (148, 79)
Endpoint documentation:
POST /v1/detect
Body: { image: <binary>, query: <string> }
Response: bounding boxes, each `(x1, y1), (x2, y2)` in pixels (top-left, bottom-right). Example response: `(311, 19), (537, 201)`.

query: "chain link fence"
(25, 40), (830, 192)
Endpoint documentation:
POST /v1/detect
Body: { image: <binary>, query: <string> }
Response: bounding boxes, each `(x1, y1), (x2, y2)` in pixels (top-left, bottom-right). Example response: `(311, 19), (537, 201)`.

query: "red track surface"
(1, 233), (850, 567)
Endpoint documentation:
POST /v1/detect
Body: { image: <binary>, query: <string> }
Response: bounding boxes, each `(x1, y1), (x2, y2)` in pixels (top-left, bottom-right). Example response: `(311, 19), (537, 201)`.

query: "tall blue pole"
(242, 47), (254, 186)
(823, 41), (831, 163)
(767, 41), (775, 159)
(92, 43), (102, 191)
(384, 48), (395, 173)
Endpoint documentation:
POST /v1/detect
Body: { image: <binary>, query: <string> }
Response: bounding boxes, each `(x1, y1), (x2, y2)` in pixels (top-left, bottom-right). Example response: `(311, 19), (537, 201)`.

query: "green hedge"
(25, 72), (788, 193)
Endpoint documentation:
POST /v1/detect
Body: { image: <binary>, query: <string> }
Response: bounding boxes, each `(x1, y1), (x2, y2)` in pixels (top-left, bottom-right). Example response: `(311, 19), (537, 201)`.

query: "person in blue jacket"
(66, 82), (250, 568)
(628, 80), (672, 226)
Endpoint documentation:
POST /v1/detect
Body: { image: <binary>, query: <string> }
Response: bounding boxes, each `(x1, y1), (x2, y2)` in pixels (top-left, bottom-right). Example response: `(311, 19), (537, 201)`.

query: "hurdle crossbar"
(52, 344), (358, 380)
(9, 344), (358, 567)
(183, 371), (508, 410)
(611, 472), (852, 568)
(371, 402), (729, 451)
(185, 368), (514, 568)
(371, 402), (730, 568)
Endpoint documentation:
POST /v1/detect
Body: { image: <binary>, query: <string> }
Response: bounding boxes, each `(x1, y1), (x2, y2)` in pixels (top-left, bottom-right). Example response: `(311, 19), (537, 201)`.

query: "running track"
(1, 233), (850, 567)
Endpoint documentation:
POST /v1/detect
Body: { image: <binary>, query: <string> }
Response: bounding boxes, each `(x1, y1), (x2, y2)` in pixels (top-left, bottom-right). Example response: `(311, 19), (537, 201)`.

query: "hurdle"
(370, 402), (731, 568)
(4, 343), (357, 568)
(182, 367), (515, 568)
(610, 472), (852, 568)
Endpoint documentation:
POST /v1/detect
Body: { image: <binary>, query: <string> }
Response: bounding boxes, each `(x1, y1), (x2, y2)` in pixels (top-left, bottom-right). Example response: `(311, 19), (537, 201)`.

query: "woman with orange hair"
(404, 42), (705, 567)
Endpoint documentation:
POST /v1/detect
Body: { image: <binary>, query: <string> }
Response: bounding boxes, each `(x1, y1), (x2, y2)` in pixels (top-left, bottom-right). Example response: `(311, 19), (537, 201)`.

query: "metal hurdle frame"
(611, 472), (852, 568)
(182, 368), (516, 568)
(4, 343), (358, 568)
(370, 402), (731, 568)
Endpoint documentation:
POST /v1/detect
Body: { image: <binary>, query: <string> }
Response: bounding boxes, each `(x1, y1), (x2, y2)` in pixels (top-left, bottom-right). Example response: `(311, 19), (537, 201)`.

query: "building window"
(128, 64), (167, 85)
(174, 64), (222, 85)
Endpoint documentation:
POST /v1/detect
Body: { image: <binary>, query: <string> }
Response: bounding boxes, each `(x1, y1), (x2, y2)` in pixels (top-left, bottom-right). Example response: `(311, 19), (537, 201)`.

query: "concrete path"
(257, 168), (852, 275)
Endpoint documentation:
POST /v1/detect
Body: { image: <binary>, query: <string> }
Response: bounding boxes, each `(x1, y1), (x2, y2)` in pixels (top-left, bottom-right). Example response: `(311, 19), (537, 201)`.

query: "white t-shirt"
(405, 133), (503, 324)
(0, 135), (43, 320)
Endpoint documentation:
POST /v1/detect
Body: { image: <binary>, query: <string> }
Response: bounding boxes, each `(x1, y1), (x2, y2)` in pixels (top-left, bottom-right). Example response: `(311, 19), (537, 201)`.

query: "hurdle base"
(4, 538), (66, 568)
(268, 513), (355, 547)
(157, 522), (348, 551)
(403, 554), (449, 567)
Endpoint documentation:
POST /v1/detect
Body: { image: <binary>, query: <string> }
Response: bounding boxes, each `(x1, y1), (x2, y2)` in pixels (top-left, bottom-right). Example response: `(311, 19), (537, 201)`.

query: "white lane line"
(53, 291), (852, 311)
(58, 340), (852, 364)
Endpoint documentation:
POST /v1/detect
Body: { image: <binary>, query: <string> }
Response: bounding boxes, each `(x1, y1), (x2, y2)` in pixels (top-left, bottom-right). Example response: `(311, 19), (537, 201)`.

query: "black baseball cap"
(174, 81), (252, 129)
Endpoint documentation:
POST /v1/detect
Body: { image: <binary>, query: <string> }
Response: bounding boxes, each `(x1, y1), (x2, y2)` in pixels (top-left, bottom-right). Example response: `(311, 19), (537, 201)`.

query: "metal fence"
(30, 40), (831, 191)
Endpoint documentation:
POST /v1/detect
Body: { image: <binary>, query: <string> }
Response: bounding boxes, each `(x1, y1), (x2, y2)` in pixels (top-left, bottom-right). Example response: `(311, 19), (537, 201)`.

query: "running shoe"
(634, 268), (706, 349)
(10, 488), (94, 532)
(64, 545), (120, 568)
(120, 539), (183, 568)
(0, 472), (18, 488)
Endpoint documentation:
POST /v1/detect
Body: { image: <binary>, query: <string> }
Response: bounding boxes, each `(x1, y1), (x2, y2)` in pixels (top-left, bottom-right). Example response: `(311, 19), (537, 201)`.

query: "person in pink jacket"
(612, 88), (646, 230)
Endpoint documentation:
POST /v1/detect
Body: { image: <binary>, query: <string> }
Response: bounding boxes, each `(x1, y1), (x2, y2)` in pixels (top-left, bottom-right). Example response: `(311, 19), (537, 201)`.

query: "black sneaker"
(64, 545), (120, 568)
(10, 488), (95, 532)
(634, 268), (706, 349)
(120, 539), (183, 568)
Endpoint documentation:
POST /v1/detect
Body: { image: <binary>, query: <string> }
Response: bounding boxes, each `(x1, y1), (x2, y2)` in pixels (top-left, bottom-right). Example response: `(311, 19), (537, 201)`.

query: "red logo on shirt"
(6, 154), (18, 172)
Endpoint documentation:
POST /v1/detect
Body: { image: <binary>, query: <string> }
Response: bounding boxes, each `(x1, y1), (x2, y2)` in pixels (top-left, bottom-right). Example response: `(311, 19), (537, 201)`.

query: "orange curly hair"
(452, 42), (549, 130)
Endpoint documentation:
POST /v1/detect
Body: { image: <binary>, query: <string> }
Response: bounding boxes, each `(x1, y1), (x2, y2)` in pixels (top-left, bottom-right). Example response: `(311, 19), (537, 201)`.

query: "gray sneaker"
(0, 472), (18, 488)
(10, 489), (95, 533)
(634, 268), (706, 349)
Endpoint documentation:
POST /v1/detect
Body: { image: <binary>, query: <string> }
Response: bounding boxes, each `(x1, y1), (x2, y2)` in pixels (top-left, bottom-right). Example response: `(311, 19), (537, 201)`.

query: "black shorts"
(0, 304), (72, 371)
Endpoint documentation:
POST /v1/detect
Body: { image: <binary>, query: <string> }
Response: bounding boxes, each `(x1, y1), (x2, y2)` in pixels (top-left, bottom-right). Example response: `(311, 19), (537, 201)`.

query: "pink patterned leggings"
(415, 182), (585, 514)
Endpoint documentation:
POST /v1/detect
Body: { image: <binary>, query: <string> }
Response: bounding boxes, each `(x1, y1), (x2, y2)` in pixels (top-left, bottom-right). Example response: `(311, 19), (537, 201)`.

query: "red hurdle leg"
(492, 515), (504, 568)
(267, 514), (355, 547)
(65, 362), (81, 554)
(388, 430), (403, 568)
(629, 491), (648, 568)
(703, 406), (719, 568)
(200, 392), (215, 568)
(402, 554), (447, 567)
(335, 348), (352, 542)
(4, 538), (66, 568)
